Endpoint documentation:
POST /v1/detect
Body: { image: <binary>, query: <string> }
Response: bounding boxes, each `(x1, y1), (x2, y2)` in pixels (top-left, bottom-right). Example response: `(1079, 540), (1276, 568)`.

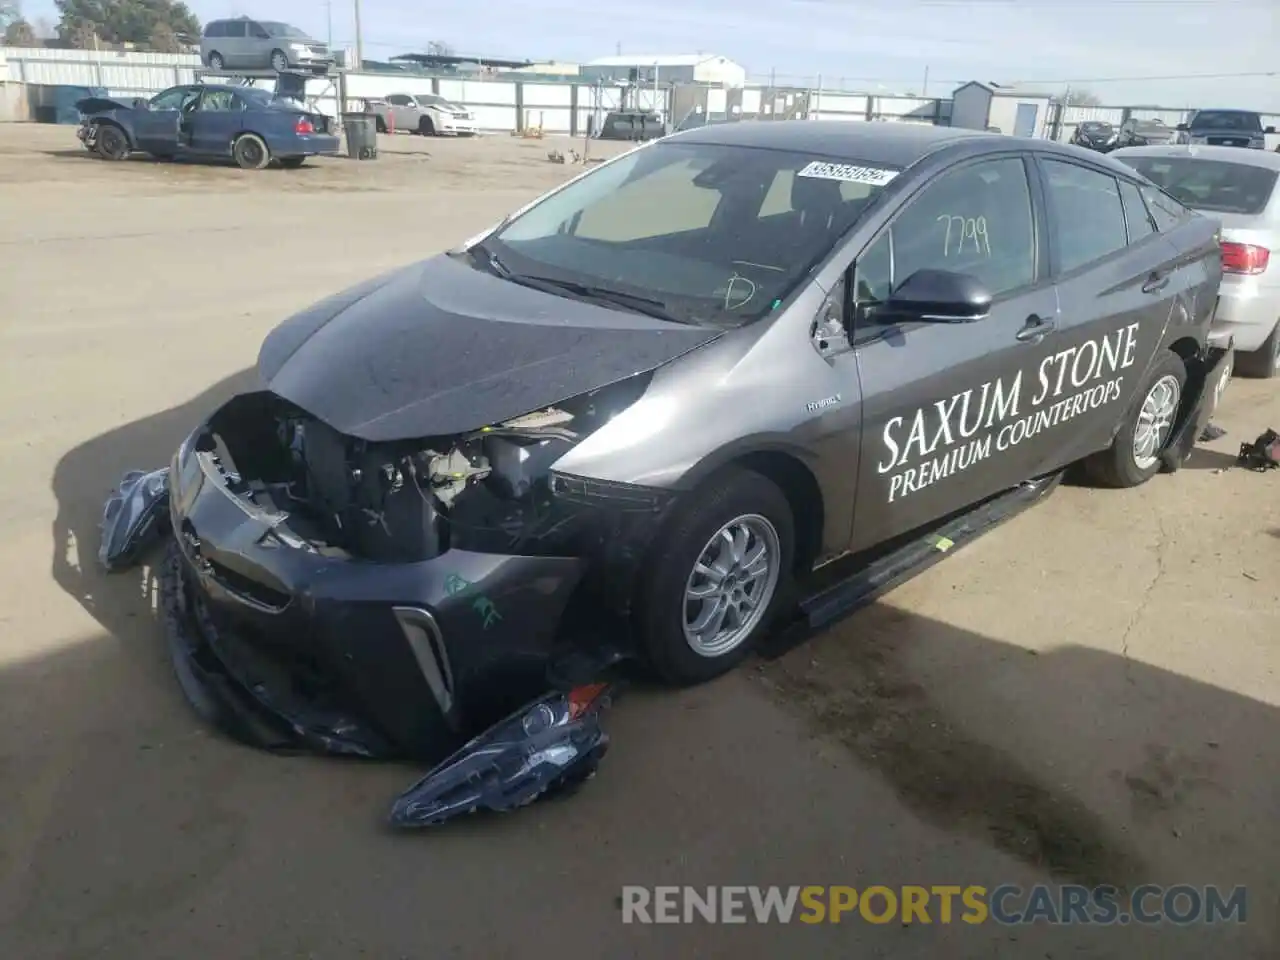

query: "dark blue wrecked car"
(76, 83), (341, 170)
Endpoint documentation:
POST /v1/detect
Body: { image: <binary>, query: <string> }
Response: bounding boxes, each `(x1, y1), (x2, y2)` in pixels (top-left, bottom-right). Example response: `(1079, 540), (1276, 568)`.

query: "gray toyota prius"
(101, 120), (1232, 767)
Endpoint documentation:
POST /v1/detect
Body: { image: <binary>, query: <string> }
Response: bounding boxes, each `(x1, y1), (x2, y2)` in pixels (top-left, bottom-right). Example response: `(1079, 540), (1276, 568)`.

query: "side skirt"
(762, 472), (1063, 658)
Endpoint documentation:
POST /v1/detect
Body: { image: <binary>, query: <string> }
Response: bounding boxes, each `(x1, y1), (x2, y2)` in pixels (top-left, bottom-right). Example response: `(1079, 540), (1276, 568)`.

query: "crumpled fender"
(76, 97), (137, 115)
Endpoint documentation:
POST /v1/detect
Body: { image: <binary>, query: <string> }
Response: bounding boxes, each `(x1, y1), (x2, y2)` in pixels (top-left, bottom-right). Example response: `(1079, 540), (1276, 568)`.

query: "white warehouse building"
(580, 54), (747, 88)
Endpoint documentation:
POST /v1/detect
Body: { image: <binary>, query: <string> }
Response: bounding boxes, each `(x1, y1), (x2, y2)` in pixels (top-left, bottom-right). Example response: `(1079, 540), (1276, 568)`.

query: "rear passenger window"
(1042, 160), (1128, 273)
(1118, 181), (1155, 243)
(1142, 187), (1191, 232)
(204, 22), (225, 38)
(225, 20), (246, 37)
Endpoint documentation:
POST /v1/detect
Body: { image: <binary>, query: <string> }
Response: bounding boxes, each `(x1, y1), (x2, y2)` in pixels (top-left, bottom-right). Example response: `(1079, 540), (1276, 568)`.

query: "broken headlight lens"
(98, 468), (171, 571)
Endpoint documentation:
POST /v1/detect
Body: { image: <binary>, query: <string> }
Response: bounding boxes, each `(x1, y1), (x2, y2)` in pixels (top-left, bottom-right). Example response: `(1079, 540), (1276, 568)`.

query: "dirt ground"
(0, 122), (1277, 959)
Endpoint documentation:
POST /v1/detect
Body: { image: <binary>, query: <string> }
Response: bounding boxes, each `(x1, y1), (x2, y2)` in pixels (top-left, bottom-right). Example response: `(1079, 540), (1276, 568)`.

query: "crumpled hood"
(258, 254), (722, 441)
(76, 96), (135, 114)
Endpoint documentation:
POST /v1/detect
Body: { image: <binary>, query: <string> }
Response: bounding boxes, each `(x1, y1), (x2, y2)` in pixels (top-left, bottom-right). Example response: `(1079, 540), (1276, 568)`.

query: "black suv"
(1176, 109), (1275, 149)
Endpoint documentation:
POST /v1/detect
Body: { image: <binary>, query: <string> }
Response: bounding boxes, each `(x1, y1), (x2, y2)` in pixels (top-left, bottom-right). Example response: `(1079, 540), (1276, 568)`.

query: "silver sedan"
(1112, 144), (1280, 377)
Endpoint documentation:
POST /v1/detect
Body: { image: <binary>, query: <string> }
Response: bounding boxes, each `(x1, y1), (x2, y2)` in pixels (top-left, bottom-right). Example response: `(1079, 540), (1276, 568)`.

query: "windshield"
(261, 22), (310, 39)
(1118, 156), (1278, 216)
(484, 141), (899, 326)
(1134, 121), (1170, 136)
(1190, 110), (1262, 132)
(1080, 122), (1112, 133)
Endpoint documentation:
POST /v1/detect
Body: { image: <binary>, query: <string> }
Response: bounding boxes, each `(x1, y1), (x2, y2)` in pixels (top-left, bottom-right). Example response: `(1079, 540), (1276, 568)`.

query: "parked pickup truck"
(1175, 109), (1275, 150)
(369, 93), (479, 137)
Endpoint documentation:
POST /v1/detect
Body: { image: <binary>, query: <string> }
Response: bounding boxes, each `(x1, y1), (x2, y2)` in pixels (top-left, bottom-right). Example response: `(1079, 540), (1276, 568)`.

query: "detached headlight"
(1250, 138), (1265, 149)
(99, 468), (171, 571)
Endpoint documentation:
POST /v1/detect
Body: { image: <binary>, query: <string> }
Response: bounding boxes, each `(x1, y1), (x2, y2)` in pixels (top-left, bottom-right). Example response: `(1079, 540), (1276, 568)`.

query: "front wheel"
(95, 123), (130, 161)
(418, 116), (435, 136)
(206, 51), (225, 71)
(636, 468), (795, 685)
(232, 133), (271, 170)
(270, 49), (290, 73)
(1084, 350), (1187, 487)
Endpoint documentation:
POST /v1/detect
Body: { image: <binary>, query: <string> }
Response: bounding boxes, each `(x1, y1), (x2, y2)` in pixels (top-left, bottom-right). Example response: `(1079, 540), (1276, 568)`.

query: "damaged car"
(77, 83), (339, 169)
(103, 121), (1232, 820)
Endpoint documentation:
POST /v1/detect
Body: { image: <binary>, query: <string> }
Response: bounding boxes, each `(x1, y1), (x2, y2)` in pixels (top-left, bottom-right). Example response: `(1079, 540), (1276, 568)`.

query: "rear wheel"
(374, 115), (387, 133)
(270, 49), (290, 72)
(418, 116), (436, 136)
(1084, 349), (1187, 487)
(95, 123), (130, 161)
(1233, 320), (1280, 379)
(232, 133), (271, 170)
(636, 468), (795, 685)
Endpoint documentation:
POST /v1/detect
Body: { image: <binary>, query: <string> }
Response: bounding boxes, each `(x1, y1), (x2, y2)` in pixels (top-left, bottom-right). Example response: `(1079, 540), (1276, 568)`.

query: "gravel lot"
(0, 122), (1277, 959)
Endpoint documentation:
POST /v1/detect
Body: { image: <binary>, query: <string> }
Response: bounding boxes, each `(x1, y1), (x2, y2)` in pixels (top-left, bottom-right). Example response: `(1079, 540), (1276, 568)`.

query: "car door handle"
(1015, 314), (1055, 342)
(1142, 272), (1170, 294)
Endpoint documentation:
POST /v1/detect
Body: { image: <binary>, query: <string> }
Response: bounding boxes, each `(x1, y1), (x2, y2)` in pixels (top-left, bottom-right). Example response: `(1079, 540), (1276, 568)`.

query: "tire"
(206, 51), (224, 70)
(270, 49), (290, 73)
(374, 115), (387, 134)
(278, 157), (305, 169)
(635, 468), (795, 685)
(232, 133), (271, 170)
(1233, 321), (1280, 379)
(418, 116), (436, 136)
(95, 123), (130, 161)
(1084, 350), (1187, 488)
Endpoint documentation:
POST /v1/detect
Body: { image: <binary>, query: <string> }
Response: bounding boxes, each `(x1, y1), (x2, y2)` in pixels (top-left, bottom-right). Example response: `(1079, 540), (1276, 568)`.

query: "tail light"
(295, 117), (314, 135)
(1221, 242), (1270, 275)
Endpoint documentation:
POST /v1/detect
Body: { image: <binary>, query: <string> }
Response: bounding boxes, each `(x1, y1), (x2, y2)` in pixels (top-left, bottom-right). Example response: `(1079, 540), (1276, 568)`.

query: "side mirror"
(883, 269), (992, 323)
(1175, 123), (1189, 132)
(1266, 126), (1277, 135)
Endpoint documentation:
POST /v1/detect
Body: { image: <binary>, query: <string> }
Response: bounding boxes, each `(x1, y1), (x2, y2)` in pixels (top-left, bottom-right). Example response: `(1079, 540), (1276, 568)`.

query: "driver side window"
(150, 87), (194, 111)
(852, 156), (1036, 314)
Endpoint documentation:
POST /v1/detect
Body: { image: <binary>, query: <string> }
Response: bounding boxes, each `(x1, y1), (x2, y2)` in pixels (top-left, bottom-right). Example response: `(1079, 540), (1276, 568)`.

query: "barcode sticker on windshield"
(797, 161), (898, 186)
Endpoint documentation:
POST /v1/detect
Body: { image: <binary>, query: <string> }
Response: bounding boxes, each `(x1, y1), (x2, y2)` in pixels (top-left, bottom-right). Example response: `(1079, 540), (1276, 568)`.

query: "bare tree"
(64, 19), (98, 48)
(148, 21), (180, 53)
(1057, 88), (1102, 107)
(0, 0), (20, 30)
(4, 17), (35, 45)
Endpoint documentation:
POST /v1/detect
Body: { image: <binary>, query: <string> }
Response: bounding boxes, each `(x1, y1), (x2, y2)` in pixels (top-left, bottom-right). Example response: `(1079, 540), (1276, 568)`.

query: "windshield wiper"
(503, 274), (688, 324)
(461, 240), (512, 278)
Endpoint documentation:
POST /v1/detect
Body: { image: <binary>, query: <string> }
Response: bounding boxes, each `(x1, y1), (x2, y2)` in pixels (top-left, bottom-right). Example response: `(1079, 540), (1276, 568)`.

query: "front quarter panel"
(552, 279), (864, 558)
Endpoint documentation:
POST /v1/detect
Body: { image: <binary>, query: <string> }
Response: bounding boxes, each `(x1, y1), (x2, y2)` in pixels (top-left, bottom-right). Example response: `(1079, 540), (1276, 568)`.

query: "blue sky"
(21, 0), (1280, 110)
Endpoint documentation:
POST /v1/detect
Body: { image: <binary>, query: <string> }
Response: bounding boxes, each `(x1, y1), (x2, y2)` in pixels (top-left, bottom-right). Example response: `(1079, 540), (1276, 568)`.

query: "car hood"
(257, 254), (723, 441)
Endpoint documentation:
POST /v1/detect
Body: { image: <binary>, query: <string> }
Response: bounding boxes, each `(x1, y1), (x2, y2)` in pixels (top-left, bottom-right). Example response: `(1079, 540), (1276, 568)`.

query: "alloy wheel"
(1132, 374), (1181, 470)
(682, 514), (781, 658)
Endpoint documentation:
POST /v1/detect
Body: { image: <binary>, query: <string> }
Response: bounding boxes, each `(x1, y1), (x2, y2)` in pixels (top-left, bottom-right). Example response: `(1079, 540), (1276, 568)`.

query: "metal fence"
(3, 45), (1278, 146)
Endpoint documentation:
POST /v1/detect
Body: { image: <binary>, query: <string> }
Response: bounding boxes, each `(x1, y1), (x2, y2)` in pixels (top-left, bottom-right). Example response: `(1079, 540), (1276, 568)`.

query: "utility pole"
(353, 0), (364, 70)
(922, 65), (929, 97)
(326, 0), (333, 48)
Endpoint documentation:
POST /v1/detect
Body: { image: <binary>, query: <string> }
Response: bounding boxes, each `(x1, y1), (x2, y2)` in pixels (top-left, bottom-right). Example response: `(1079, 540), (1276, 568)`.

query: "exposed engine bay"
(201, 374), (653, 564)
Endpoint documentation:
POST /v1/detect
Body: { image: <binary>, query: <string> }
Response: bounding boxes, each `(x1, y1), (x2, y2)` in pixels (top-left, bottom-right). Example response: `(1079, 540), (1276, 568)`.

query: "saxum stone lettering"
(879, 323), (1141, 503)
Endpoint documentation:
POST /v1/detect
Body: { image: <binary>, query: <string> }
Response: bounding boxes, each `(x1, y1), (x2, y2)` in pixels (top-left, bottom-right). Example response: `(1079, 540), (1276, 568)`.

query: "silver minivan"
(201, 17), (333, 73)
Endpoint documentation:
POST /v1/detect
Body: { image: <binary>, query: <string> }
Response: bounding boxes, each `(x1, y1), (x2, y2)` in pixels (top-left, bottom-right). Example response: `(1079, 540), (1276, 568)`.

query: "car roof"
(1191, 108), (1261, 115)
(1110, 144), (1280, 172)
(665, 120), (1001, 168)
